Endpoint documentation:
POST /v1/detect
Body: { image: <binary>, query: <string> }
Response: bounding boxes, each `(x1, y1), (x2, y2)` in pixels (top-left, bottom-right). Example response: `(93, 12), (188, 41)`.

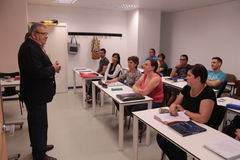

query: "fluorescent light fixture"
(52, 0), (76, 4)
(116, 4), (138, 10)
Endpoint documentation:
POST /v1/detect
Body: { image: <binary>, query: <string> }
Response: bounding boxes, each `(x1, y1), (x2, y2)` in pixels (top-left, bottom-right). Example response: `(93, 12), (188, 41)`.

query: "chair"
(0, 72), (23, 115)
(223, 73), (236, 97)
(165, 68), (172, 76)
(233, 80), (240, 100)
(217, 81), (227, 98)
(214, 105), (227, 130)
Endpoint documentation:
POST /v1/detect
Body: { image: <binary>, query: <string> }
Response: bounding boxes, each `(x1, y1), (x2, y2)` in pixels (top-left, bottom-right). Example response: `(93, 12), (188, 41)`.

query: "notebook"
(165, 78), (185, 82)
(204, 137), (240, 160)
(116, 93), (145, 101)
(154, 111), (190, 125)
(169, 121), (206, 137)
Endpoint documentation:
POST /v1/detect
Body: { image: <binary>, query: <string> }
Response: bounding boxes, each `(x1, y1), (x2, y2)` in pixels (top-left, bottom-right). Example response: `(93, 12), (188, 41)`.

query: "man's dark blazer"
(18, 38), (56, 105)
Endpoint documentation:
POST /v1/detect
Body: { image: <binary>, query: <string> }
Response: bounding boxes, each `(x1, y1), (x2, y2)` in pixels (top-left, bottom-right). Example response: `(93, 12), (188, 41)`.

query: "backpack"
(222, 115), (240, 138)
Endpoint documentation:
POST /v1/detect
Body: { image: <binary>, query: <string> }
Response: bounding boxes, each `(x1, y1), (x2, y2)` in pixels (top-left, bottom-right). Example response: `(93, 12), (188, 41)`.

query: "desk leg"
(100, 91), (104, 107)
(112, 100), (115, 115)
(119, 104), (124, 151)
(146, 101), (152, 145)
(73, 70), (76, 93)
(92, 83), (96, 116)
(82, 79), (86, 109)
(133, 115), (139, 160)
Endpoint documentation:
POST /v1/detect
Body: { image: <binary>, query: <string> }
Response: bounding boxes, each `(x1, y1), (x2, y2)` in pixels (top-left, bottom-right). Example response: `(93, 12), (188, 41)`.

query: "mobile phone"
(111, 88), (123, 91)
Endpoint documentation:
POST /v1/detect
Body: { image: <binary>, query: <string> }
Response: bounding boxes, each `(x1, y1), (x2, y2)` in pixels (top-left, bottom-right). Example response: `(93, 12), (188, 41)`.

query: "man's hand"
(53, 61), (61, 73)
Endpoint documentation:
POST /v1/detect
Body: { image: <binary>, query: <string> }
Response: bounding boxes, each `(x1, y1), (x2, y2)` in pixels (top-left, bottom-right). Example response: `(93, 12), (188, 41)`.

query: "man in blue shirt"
(206, 57), (226, 91)
(145, 48), (158, 61)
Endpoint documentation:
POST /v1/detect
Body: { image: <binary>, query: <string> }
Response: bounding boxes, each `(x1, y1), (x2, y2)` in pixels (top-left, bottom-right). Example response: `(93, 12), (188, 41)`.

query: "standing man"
(167, 54), (191, 106)
(206, 57), (226, 90)
(96, 48), (109, 75)
(18, 23), (61, 160)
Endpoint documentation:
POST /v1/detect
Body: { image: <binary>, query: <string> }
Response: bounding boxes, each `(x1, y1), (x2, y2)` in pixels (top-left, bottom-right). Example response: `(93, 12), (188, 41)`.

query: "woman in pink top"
(125, 59), (164, 138)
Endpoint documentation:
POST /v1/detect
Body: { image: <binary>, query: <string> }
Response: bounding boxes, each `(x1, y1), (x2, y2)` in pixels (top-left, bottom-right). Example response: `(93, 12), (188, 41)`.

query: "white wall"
(0, 0), (28, 73)
(138, 9), (161, 63)
(28, 5), (129, 87)
(161, 0), (240, 79)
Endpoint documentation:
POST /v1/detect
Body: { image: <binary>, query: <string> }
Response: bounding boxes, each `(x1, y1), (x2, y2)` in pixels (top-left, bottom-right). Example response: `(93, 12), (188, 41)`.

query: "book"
(168, 121), (206, 137)
(165, 78), (185, 82)
(204, 137), (240, 160)
(154, 111), (190, 125)
(116, 93), (145, 101)
(106, 82), (125, 87)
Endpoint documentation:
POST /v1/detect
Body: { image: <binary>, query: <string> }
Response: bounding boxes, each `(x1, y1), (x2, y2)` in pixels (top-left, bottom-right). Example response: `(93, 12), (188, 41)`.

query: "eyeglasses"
(35, 31), (49, 36)
(180, 59), (186, 61)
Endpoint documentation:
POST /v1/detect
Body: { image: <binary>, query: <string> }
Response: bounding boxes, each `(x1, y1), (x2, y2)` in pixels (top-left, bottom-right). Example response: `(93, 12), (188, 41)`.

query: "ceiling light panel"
(116, 4), (138, 10)
(52, 0), (76, 4)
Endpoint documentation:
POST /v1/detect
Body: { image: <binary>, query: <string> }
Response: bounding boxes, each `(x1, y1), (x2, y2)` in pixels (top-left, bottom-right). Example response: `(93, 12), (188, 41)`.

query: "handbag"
(91, 36), (100, 59)
(68, 36), (80, 55)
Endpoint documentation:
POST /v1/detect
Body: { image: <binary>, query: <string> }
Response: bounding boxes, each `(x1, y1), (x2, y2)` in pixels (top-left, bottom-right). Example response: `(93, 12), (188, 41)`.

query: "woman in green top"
(157, 53), (168, 76)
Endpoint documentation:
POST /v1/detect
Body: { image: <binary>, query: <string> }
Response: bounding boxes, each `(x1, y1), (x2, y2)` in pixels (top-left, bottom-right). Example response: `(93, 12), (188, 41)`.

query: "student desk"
(0, 78), (20, 87)
(162, 76), (219, 96)
(0, 79), (23, 129)
(72, 68), (103, 108)
(217, 97), (240, 128)
(91, 81), (153, 151)
(132, 108), (236, 160)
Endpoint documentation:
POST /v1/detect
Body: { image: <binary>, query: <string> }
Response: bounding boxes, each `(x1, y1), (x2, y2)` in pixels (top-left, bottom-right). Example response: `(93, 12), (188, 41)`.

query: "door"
(0, 89), (8, 160)
(46, 24), (68, 93)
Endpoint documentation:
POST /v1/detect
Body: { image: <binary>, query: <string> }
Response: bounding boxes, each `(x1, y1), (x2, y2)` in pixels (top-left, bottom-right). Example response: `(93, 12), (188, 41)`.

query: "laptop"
(116, 93), (145, 101)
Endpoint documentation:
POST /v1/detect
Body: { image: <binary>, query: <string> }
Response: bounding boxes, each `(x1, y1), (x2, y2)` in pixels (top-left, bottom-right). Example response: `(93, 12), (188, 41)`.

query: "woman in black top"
(156, 64), (218, 160)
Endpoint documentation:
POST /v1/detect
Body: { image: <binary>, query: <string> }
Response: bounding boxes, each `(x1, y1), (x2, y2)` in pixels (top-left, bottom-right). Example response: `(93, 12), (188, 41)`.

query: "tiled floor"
(4, 89), (163, 160)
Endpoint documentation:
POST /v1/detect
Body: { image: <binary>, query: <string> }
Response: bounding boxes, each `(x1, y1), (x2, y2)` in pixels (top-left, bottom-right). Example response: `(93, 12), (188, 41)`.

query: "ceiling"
(27, 0), (235, 14)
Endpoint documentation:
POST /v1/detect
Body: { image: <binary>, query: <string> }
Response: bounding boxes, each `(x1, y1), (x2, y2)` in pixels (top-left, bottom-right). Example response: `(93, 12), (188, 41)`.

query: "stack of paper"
(204, 137), (240, 160)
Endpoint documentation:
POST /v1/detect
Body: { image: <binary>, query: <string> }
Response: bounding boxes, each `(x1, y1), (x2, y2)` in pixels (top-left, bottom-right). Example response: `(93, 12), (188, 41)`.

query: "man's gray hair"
(29, 23), (47, 33)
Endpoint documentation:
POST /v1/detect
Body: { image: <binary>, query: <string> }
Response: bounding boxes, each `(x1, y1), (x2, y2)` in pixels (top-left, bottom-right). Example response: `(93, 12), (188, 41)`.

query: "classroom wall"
(0, 0), (28, 73)
(161, 0), (240, 79)
(28, 5), (129, 87)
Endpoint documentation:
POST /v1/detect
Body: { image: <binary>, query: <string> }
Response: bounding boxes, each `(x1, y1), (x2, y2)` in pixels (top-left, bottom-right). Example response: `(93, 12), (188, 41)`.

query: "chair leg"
(128, 116), (131, 130)
(161, 152), (165, 160)
(18, 100), (23, 115)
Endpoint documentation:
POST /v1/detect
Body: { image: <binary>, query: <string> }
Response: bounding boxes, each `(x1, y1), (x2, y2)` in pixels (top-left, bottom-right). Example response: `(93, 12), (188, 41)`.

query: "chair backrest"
(226, 73), (236, 83)
(214, 105), (227, 130)
(165, 68), (172, 76)
(0, 72), (19, 78)
(235, 80), (240, 97)
(217, 81), (227, 98)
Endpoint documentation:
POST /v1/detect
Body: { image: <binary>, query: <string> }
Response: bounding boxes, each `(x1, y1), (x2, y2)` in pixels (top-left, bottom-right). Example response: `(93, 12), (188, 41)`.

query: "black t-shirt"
(181, 85), (218, 128)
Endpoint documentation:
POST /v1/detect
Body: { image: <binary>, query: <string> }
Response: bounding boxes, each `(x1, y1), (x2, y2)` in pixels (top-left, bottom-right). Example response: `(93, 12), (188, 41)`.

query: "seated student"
(167, 54), (191, 106)
(156, 53), (168, 76)
(86, 48), (109, 103)
(235, 129), (240, 141)
(156, 64), (218, 160)
(206, 57), (226, 91)
(105, 56), (142, 87)
(104, 53), (122, 80)
(106, 56), (142, 111)
(141, 48), (158, 68)
(126, 59), (164, 138)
